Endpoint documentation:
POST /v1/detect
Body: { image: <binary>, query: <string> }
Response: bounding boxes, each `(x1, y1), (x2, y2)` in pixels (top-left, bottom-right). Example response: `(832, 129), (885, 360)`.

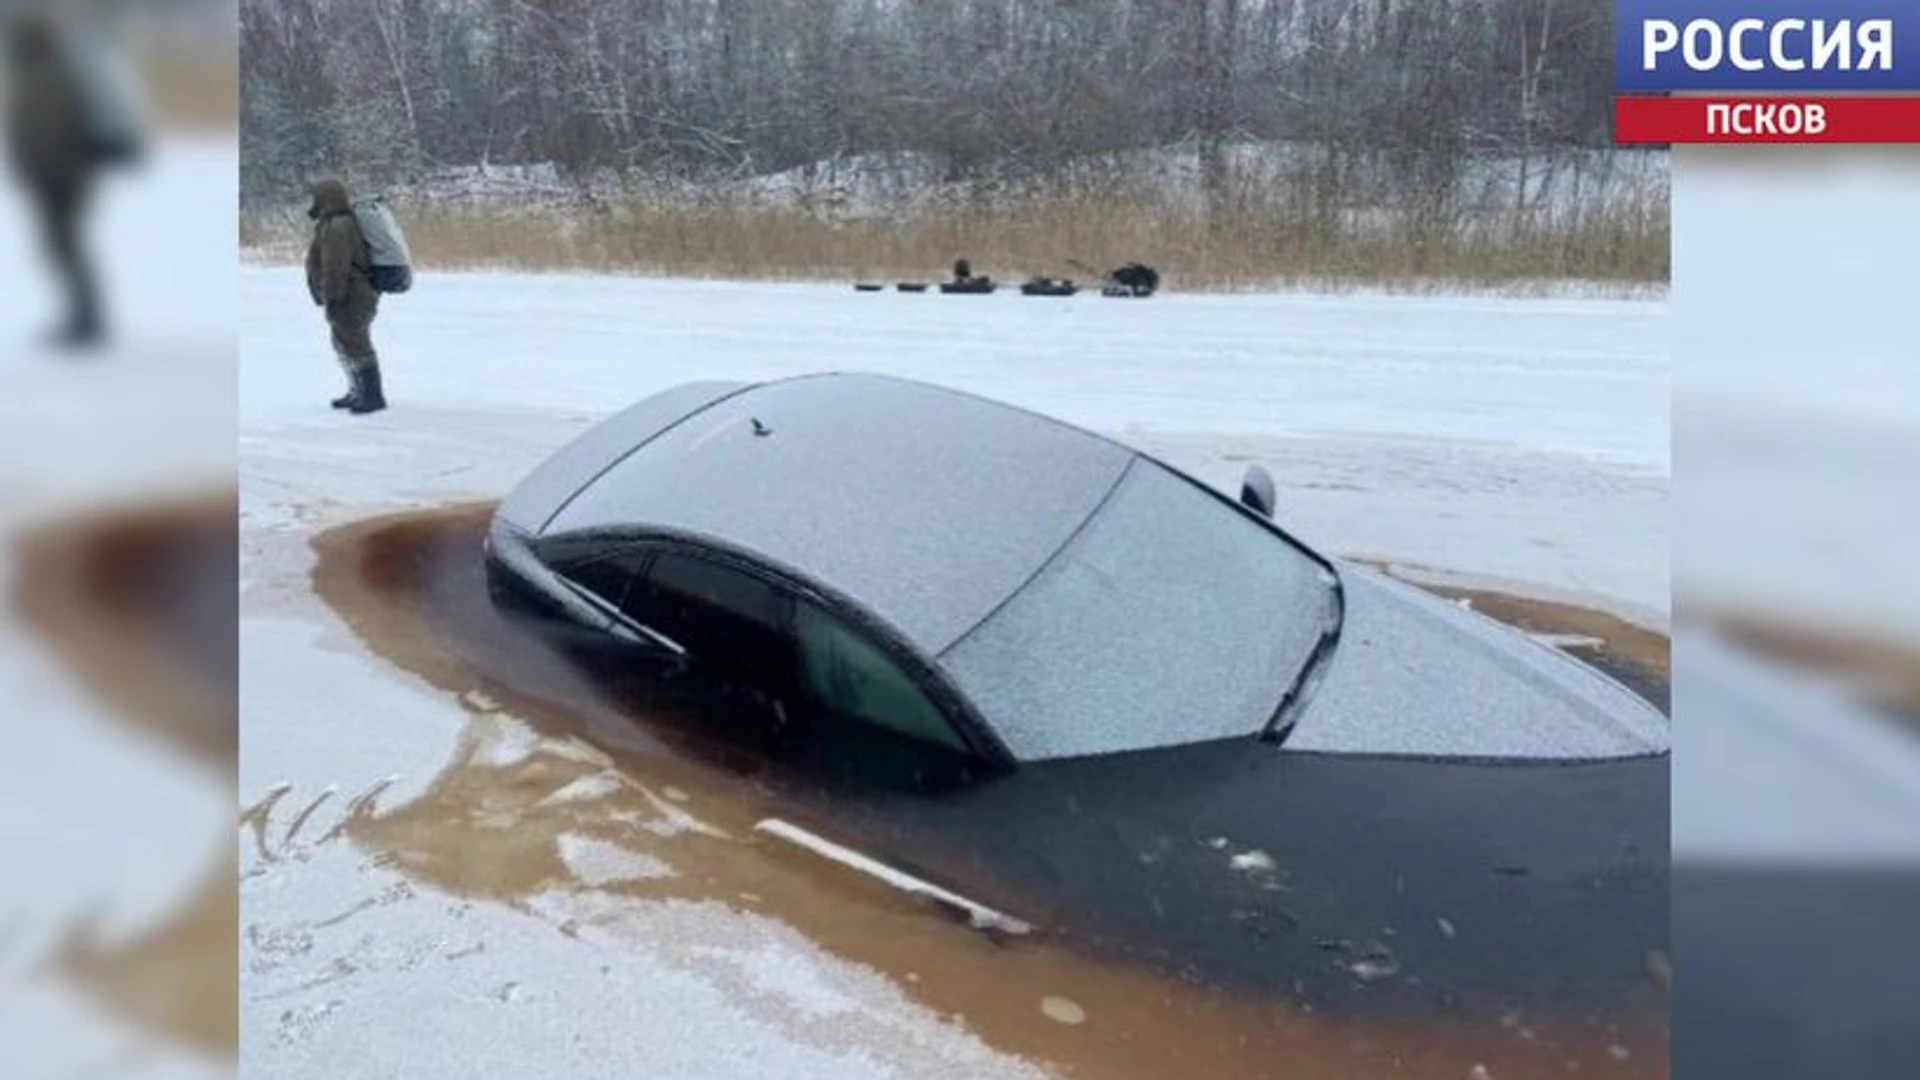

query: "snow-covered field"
(0, 139), (235, 513)
(234, 262), (1668, 1076)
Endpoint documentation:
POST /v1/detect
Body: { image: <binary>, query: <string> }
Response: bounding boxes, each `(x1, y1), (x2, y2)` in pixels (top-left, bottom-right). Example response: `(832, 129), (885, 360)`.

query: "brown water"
(307, 502), (1670, 1080)
(9, 489), (239, 1062)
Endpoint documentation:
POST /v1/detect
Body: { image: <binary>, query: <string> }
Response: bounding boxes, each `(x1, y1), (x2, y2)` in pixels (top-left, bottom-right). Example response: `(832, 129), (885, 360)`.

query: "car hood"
(1284, 566), (1669, 760)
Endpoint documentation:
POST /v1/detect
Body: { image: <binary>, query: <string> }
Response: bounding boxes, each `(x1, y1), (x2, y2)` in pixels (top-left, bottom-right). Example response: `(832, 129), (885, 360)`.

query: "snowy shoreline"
(238, 248), (1669, 302)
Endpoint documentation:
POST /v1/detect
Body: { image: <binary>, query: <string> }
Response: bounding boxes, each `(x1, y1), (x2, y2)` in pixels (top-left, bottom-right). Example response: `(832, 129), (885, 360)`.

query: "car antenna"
(751, 417), (772, 437)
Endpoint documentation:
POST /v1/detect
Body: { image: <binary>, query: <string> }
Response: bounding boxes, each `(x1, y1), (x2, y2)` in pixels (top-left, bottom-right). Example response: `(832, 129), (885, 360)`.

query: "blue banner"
(1616, 0), (1920, 91)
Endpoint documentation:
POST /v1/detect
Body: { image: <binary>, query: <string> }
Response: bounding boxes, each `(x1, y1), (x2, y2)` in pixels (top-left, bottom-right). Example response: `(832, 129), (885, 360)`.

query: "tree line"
(241, 0), (1629, 217)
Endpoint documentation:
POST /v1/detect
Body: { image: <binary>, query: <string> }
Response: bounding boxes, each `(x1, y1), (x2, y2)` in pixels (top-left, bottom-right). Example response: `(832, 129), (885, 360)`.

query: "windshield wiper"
(1259, 575), (1345, 747)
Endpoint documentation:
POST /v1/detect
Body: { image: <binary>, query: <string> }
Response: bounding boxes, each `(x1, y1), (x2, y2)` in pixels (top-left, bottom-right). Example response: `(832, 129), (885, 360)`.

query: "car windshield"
(940, 460), (1340, 761)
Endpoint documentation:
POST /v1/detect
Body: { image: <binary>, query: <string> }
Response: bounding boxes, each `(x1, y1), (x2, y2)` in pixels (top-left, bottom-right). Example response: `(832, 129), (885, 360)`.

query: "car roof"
(496, 378), (754, 535)
(529, 373), (1139, 654)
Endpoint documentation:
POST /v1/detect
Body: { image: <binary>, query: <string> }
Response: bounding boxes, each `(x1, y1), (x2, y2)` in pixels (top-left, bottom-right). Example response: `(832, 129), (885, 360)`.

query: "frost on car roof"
(500, 379), (749, 533)
(942, 460), (1338, 760)
(543, 373), (1135, 653)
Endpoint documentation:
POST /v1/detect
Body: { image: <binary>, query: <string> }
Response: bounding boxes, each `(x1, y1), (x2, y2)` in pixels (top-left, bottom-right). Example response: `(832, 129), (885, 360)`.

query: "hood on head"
(309, 179), (351, 219)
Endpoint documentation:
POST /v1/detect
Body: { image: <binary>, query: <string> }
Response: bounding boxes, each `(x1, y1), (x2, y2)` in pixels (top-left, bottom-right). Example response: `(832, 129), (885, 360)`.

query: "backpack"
(351, 195), (414, 294)
(63, 25), (147, 168)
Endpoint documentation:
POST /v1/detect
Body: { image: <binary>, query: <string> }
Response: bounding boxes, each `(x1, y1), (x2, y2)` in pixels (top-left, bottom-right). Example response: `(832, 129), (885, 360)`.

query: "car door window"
(640, 553), (793, 686)
(557, 549), (651, 613)
(793, 602), (968, 754)
(643, 553), (782, 629)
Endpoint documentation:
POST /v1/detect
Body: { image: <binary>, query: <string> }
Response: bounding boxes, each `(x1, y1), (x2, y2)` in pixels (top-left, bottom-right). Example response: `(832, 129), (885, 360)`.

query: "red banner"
(1614, 95), (1920, 144)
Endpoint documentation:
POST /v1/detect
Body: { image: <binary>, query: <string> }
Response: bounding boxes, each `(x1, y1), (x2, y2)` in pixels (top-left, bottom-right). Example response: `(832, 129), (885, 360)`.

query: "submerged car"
(486, 372), (1669, 1022)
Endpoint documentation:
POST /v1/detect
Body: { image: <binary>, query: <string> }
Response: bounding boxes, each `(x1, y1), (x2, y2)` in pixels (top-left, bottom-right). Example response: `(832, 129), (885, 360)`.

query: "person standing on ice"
(305, 178), (387, 414)
(3, 9), (126, 350)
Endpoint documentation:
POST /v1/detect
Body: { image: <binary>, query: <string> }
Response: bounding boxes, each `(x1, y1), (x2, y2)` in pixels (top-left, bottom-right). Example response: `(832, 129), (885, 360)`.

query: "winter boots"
(332, 352), (387, 415)
(48, 316), (103, 351)
(350, 359), (386, 414)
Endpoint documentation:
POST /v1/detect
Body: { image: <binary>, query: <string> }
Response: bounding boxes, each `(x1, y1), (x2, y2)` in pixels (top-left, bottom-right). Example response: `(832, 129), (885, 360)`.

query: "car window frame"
(550, 547), (689, 655)
(553, 548), (648, 610)
(536, 526), (1014, 768)
(642, 547), (793, 640)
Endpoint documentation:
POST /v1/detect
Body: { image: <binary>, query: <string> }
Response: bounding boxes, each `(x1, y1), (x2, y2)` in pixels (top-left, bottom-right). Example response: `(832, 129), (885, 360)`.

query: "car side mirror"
(1240, 464), (1277, 518)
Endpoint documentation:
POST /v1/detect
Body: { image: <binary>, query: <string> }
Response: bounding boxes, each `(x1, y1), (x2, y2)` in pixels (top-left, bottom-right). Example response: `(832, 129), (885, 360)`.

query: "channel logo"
(1613, 1), (1920, 143)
